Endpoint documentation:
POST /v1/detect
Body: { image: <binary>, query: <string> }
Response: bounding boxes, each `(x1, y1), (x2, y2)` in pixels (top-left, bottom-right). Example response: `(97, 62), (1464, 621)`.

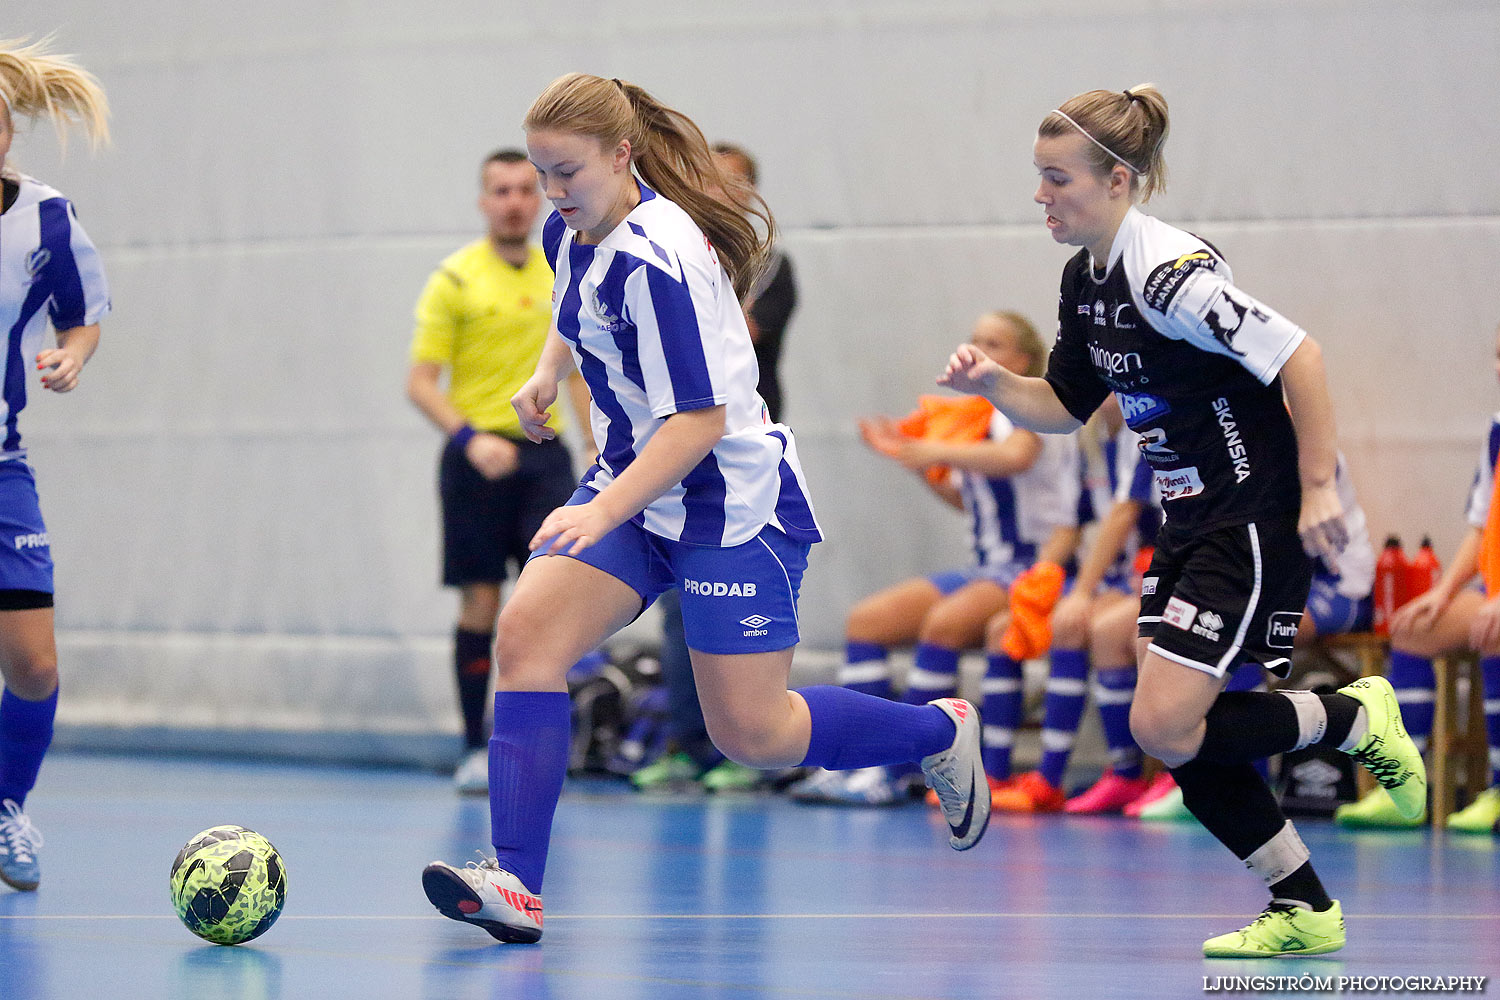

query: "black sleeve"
(749, 253), (796, 340)
(1042, 255), (1111, 423)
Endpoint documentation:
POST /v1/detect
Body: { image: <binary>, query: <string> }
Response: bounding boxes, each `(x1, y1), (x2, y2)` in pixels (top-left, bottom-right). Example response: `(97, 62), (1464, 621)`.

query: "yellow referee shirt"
(410, 239), (558, 436)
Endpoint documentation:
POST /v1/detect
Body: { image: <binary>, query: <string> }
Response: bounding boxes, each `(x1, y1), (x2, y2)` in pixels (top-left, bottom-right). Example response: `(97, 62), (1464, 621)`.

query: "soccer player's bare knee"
(1129, 701), (1198, 767)
(917, 608), (977, 650)
(0, 653), (57, 701)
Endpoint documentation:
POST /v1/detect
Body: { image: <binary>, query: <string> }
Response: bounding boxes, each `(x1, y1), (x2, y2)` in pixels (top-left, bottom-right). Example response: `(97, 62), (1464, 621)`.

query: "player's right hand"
(512, 375), (559, 443)
(937, 343), (1001, 396)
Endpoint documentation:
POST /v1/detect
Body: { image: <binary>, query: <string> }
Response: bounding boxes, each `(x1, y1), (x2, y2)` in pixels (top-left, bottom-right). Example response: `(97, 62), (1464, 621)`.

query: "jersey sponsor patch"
(1154, 466), (1205, 501)
(1118, 391), (1170, 425)
(1143, 251), (1216, 313)
(1163, 595), (1198, 631)
(1266, 610), (1302, 649)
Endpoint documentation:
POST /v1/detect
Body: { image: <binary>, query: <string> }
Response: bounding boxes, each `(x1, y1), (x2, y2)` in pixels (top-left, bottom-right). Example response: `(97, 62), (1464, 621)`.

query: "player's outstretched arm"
(938, 343), (1080, 433)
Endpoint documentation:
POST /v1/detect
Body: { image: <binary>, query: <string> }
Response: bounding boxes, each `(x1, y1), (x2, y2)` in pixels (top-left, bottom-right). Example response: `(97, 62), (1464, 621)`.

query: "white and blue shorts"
(0, 460), (54, 607)
(531, 485), (810, 655)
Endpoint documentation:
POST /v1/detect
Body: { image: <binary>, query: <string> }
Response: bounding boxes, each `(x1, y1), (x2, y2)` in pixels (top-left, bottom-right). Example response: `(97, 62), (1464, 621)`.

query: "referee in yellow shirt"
(407, 148), (593, 794)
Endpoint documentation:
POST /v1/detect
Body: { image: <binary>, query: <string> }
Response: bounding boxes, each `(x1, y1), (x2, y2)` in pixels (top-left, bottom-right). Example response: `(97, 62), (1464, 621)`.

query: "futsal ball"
(169, 825), (287, 945)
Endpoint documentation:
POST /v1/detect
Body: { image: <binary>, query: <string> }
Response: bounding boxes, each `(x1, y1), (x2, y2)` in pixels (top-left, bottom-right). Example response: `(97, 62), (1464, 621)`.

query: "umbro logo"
(739, 615), (772, 629)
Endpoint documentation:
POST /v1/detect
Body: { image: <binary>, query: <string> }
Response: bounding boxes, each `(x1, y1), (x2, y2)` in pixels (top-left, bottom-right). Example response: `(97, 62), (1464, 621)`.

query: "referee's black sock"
(1171, 758), (1334, 912)
(1194, 690), (1361, 765)
(454, 628), (495, 750)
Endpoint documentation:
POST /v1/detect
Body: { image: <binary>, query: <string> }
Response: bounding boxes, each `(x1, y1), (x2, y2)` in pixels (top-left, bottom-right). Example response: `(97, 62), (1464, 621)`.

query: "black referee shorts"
(1137, 513), (1313, 679)
(439, 434), (576, 587)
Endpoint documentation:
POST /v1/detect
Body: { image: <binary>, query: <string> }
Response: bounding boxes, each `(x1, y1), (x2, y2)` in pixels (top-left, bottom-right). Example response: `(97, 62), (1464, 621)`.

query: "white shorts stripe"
(1146, 641), (1224, 679)
(1215, 521), (1263, 675)
(754, 533), (799, 632)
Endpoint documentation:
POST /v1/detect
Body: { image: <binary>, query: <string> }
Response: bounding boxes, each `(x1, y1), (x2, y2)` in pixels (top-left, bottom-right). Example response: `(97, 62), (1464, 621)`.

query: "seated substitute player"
(791, 311), (1080, 805)
(940, 84), (1424, 956)
(1355, 324), (1500, 834)
(988, 404), (1163, 813)
(0, 40), (111, 892)
(407, 148), (595, 795)
(420, 74), (989, 945)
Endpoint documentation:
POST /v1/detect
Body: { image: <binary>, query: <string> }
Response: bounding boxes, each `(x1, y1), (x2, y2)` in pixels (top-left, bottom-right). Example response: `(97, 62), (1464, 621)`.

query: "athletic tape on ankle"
(1244, 821), (1310, 886)
(1278, 689), (1327, 750)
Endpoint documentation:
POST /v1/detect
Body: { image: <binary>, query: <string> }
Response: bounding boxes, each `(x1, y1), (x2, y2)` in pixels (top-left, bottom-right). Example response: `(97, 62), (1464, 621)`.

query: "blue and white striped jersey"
(1108, 425), (1162, 574)
(1464, 411), (1500, 529)
(542, 181), (821, 547)
(1323, 454), (1374, 599)
(957, 411), (1079, 569)
(0, 174), (110, 462)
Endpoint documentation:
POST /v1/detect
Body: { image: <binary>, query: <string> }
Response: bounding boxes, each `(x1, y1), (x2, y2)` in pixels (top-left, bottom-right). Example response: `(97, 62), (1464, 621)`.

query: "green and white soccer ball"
(169, 825), (287, 945)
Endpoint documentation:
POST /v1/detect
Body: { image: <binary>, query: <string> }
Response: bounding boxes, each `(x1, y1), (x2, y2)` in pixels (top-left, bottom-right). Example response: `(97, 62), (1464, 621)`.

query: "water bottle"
(1373, 535), (1408, 636)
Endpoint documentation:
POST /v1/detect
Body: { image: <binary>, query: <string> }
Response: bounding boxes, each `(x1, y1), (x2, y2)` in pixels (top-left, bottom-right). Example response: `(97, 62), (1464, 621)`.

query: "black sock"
(1195, 692), (1300, 764)
(1171, 758), (1287, 856)
(454, 628), (494, 749)
(1318, 693), (1358, 749)
(1172, 758), (1333, 912)
(1270, 861), (1334, 912)
(1195, 690), (1361, 765)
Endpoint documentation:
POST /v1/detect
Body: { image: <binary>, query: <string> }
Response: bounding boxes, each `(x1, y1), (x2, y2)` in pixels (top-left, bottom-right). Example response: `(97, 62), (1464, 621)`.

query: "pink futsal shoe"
(1064, 771), (1151, 814)
(1123, 772), (1178, 818)
(920, 698), (991, 850)
(422, 857), (544, 943)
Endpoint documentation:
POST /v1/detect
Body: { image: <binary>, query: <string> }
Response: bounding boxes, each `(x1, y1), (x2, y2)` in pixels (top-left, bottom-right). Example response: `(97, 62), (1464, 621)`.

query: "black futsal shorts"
(1137, 513), (1313, 680)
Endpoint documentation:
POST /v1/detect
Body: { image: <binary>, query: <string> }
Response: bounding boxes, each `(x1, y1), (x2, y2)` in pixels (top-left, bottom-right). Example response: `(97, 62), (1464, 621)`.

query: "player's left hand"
(530, 500), (620, 556)
(1470, 595), (1500, 653)
(1297, 480), (1347, 565)
(36, 349), (84, 392)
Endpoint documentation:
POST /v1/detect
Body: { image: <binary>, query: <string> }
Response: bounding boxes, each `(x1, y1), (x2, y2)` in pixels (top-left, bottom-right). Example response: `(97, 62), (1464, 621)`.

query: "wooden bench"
(1315, 632), (1488, 826)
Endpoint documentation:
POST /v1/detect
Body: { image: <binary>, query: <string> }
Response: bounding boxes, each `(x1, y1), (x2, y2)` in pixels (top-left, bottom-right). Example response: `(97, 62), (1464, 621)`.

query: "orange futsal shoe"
(990, 770), (1066, 813)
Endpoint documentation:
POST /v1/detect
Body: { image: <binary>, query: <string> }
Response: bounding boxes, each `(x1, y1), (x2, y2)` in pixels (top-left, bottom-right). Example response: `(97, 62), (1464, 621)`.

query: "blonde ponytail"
(524, 73), (774, 299)
(1039, 84), (1168, 202)
(0, 36), (110, 152)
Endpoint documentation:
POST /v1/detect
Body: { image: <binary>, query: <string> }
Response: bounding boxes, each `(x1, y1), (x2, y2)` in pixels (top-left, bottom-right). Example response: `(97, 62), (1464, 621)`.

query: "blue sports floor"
(1, 753), (1496, 1000)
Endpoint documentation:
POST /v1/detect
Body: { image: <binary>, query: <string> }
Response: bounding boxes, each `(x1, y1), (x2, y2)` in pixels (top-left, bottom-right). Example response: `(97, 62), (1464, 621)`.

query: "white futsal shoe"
(422, 857), (543, 943)
(920, 698), (990, 850)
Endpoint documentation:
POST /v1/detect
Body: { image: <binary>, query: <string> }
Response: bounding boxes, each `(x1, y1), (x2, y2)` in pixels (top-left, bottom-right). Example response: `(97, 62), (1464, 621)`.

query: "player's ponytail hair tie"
(1050, 108), (1142, 175)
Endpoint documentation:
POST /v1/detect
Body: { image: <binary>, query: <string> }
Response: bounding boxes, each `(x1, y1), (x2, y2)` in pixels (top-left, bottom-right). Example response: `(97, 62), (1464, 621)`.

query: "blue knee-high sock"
(838, 641), (892, 699)
(1223, 663), (1271, 780)
(1387, 650), (1436, 754)
(1093, 665), (1142, 779)
(796, 685), (955, 769)
(0, 688), (57, 809)
(1481, 657), (1500, 787)
(1038, 649), (1089, 788)
(982, 653), (1023, 780)
(489, 691), (571, 894)
(904, 643), (959, 705)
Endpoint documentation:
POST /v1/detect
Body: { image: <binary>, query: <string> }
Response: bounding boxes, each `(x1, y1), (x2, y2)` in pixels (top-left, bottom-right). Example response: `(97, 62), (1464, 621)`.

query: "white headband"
(0, 88), (10, 114)
(1050, 109), (1141, 175)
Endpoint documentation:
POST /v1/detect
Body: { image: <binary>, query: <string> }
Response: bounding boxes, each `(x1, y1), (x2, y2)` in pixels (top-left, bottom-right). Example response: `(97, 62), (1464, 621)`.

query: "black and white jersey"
(1043, 207), (1306, 531)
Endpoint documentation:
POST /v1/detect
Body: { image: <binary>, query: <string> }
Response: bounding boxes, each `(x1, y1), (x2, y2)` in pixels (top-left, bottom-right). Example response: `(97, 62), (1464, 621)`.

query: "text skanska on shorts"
(1203, 974), (1488, 994)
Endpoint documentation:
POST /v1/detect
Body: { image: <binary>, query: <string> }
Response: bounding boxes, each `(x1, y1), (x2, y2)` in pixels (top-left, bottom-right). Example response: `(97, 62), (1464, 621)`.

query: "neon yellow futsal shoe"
(1446, 785), (1500, 834)
(1337, 676), (1427, 820)
(1333, 786), (1423, 829)
(1203, 900), (1346, 958)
